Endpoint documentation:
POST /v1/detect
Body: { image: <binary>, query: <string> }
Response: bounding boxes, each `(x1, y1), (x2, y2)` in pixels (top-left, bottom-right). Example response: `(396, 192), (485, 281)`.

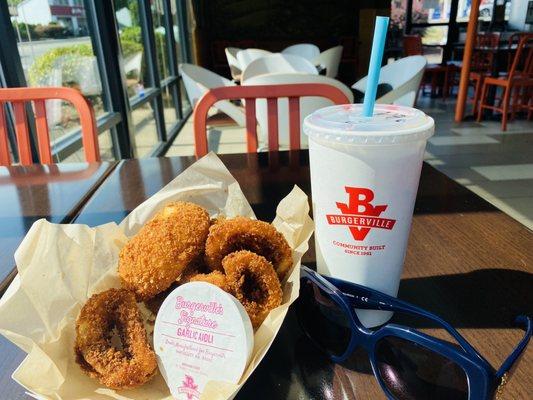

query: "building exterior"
(11, 0), (87, 36)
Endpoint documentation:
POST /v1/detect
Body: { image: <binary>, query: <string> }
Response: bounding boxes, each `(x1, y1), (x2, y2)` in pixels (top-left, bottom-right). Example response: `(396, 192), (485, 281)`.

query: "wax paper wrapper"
(0, 152), (313, 400)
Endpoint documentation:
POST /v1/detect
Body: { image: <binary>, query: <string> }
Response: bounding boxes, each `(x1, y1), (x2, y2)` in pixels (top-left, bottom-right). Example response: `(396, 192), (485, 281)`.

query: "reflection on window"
(115, 0), (147, 97)
(131, 102), (160, 157)
(9, 0), (104, 142)
(170, 0), (183, 62)
(162, 86), (178, 129)
(411, 0), (452, 23)
(151, 0), (171, 79)
(58, 129), (115, 162)
(457, 0), (512, 23)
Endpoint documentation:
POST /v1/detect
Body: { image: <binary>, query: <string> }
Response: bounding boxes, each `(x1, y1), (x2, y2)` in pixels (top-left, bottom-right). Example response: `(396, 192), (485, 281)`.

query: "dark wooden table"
(0, 162), (116, 293)
(1, 151), (531, 399)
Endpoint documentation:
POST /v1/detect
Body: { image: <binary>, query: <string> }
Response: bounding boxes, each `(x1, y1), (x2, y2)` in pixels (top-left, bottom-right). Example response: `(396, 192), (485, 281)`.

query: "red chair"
(477, 35), (533, 131)
(193, 84), (350, 157)
(0, 87), (100, 166)
(404, 34), (448, 97)
(466, 32), (501, 116)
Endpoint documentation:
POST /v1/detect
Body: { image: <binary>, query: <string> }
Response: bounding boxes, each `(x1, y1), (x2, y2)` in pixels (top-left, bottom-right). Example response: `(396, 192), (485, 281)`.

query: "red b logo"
(326, 187), (396, 241)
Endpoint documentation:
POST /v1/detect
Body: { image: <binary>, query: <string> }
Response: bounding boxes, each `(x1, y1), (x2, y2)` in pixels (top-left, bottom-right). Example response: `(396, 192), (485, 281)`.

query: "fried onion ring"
(205, 217), (292, 280)
(222, 250), (282, 329)
(75, 289), (157, 389)
(189, 270), (229, 291)
(119, 201), (210, 300)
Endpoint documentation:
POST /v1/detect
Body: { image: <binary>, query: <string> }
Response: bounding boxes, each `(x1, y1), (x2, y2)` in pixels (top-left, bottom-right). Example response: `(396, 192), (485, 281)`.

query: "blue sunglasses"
(298, 265), (531, 400)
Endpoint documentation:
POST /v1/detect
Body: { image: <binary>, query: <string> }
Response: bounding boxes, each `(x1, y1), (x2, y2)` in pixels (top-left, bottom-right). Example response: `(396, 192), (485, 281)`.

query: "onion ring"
(205, 217), (292, 280)
(222, 250), (282, 328)
(119, 202), (210, 300)
(189, 271), (229, 291)
(75, 289), (157, 389)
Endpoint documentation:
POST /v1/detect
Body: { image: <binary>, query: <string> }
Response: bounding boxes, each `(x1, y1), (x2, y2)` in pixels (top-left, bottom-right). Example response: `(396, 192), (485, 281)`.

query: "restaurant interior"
(0, 0), (532, 399)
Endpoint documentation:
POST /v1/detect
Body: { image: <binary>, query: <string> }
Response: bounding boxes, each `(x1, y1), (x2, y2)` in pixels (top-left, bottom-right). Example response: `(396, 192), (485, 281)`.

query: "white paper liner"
(0, 152), (314, 400)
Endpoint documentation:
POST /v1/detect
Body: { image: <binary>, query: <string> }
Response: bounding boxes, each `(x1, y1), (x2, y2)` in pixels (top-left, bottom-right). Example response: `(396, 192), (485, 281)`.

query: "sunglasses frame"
(299, 265), (532, 400)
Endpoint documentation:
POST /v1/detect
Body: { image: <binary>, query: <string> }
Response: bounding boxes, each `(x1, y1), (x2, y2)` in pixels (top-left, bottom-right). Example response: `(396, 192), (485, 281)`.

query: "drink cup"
(303, 104), (434, 327)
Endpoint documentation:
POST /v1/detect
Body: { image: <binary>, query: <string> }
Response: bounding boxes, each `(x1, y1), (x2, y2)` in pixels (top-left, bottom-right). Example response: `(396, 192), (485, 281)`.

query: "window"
(9, 0), (110, 155)
(2, 0), (192, 163)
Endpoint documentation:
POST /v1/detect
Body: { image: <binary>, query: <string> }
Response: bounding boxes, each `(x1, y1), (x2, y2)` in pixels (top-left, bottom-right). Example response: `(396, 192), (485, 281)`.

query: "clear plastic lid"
(303, 104), (434, 145)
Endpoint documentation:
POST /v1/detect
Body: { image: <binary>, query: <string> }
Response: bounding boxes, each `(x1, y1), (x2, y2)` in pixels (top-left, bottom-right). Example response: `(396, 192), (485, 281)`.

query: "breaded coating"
(205, 217), (293, 280)
(118, 202), (210, 300)
(223, 250), (282, 329)
(75, 289), (157, 389)
(189, 270), (229, 291)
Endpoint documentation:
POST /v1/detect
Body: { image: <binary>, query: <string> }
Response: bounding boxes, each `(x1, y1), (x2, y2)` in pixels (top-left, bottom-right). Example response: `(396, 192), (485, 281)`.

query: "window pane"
(171, 0), (184, 62)
(412, 0), (451, 23)
(162, 86), (178, 130)
(10, 0), (105, 141)
(151, 0), (171, 79)
(180, 78), (190, 116)
(56, 129), (116, 162)
(411, 26), (449, 46)
(114, 0), (148, 97)
(457, 0), (511, 23)
(410, 26), (447, 64)
(131, 101), (160, 157)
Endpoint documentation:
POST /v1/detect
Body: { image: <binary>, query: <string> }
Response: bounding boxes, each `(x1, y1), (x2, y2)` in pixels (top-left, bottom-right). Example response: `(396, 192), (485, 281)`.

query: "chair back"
(352, 56), (427, 107)
(236, 49), (272, 71)
(403, 35), (423, 56)
(476, 32), (499, 48)
(179, 63), (245, 126)
(241, 54), (318, 83)
(193, 83), (350, 157)
(0, 87), (99, 166)
(242, 74), (353, 151)
(224, 47), (242, 80)
(471, 33), (499, 72)
(506, 33), (533, 74)
(508, 35), (533, 80)
(312, 46), (343, 78)
(281, 44), (320, 61)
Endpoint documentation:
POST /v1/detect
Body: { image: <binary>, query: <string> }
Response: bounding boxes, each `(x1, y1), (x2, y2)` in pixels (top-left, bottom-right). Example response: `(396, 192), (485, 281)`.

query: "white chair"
(312, 45), (343, 78)
(224, 47), (242, 81)
(282, 43), (320, 61)
(243, 73), (354, 150)
(352, 56), (427, 107)
(241, 54), (318, 83)
(236, 48), (272, 71)
(179, 63), (245, 126)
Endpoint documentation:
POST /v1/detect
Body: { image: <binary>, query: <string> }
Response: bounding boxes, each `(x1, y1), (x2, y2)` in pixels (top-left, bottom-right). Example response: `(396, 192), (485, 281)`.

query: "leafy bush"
(28, 45), (94, 86)
(121, 39), (143, 58)
(121, 26), (142, 44)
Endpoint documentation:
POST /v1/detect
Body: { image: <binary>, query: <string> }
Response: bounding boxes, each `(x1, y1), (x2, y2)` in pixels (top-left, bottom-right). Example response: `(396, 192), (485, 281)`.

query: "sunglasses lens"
(375, 336), (469, 400)
(297, 279), (352, 357)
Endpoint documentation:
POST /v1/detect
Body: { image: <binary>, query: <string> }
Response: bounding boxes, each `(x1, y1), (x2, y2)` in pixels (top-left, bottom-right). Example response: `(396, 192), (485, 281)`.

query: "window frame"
(0, 0), (193, 163)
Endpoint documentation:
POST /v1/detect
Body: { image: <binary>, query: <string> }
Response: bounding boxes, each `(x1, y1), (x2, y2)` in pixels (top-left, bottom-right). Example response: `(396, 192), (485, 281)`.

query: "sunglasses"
(297, 265), (531, 400)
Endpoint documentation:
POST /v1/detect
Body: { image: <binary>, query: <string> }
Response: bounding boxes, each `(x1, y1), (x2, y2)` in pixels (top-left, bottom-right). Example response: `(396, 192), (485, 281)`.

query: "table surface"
(0, 162), (116, 293)
(1, 151), (532, 399)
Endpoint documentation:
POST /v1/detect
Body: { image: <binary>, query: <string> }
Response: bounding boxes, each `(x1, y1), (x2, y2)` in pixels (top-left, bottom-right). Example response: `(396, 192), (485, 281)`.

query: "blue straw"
(362, 16), (390, 117)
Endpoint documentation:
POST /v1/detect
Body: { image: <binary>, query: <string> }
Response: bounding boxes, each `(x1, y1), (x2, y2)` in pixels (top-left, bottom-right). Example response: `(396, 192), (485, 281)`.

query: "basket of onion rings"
(0, 153), (313, 400)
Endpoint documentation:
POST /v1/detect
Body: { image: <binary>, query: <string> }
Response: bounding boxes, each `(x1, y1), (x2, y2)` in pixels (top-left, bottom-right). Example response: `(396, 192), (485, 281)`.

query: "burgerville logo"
(326, 187), (396, 241)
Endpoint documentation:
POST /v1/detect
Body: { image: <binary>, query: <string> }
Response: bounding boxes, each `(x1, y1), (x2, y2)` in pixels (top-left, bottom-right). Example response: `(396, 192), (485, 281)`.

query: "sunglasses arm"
(329, 277), (483, 358)
(495, 315), (532, 379)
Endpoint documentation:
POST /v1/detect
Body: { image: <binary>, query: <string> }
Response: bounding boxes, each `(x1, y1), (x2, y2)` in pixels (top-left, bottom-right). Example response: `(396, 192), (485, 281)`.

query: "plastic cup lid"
(303, 104), (434, 145)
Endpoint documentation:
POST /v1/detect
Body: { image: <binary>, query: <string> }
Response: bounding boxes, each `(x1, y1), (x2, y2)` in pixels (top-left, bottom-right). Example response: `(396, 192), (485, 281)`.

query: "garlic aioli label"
(154, 282), (254, 399)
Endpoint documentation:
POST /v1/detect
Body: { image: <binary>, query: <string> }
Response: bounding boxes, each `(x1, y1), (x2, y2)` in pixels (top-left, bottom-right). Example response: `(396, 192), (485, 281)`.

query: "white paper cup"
(304, 104), (434, 327)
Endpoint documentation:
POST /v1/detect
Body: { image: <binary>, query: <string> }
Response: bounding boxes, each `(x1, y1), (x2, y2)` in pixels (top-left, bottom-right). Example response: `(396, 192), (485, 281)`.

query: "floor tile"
(429, 135), (499, 145)
(471, 164), (533, 181)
